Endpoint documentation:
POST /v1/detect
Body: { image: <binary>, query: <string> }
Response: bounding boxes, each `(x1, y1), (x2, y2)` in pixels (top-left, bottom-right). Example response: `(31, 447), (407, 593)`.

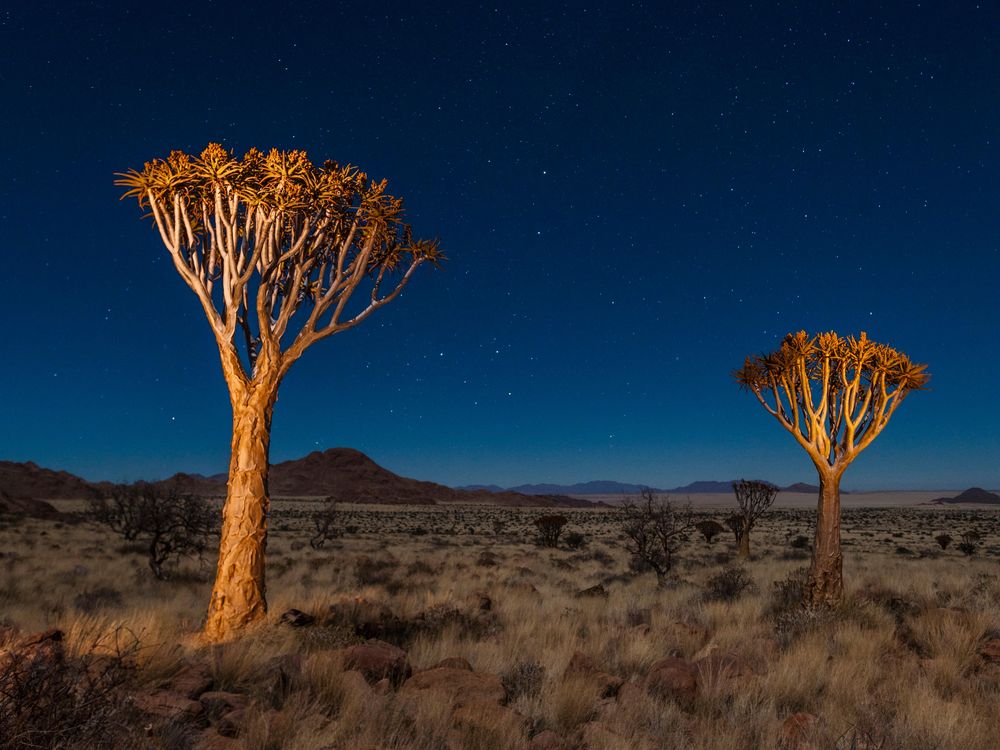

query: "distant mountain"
(0, 450), (597, 508)
(457, 484), (507, 493)
(783, 483), (822, 494)
(931, 487), (1000, 505)
(0, 460), (101, 500)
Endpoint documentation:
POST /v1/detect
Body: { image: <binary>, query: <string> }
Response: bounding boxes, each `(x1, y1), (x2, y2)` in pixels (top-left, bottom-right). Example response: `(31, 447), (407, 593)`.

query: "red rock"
(169, 661), (214, 699)
(436, 656), (474, 671)
(644, 657), (698, 706)
(563, 651), (623, 698)
(400, 667), (506, 707)
(216, 707), (245, 737)
(343, 640), (411, 685)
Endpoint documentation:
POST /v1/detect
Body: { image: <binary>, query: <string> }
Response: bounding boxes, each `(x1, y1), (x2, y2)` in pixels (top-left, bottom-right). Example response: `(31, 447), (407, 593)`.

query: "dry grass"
(2, 503), (1000, 749)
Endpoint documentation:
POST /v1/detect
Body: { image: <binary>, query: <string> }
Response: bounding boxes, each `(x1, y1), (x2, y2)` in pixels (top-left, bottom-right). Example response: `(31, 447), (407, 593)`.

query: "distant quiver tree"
(117, 144), (442, 640)
(734, 331), (928, 606)
(731, 479), (778, 558)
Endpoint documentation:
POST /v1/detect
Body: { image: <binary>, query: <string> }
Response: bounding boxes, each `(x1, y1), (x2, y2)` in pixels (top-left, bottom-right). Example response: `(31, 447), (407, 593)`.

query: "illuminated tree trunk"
(204, 369), (279, 641)
(806, 469), (843, 606)
(737, 528), (751, 557)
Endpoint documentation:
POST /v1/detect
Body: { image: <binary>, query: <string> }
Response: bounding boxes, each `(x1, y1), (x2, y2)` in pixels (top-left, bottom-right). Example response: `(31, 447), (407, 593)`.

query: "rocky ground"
(2, 503), (1000, 749)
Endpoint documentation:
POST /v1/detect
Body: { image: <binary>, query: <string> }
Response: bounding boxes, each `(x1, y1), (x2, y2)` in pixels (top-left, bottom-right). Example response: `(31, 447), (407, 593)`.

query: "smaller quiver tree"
(731, 479), (778, 557)
(735, 331), (928, 606)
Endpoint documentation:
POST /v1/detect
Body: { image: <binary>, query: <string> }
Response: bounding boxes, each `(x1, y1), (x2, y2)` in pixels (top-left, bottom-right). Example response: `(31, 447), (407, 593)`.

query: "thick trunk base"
(738, 531), (751, 558)
(203, 385), (276, 642)
(805, 473), (843, 607)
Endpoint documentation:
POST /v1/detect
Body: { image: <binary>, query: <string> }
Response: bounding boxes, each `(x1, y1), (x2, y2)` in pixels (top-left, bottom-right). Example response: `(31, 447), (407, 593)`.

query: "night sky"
(2, 2), (998, 490)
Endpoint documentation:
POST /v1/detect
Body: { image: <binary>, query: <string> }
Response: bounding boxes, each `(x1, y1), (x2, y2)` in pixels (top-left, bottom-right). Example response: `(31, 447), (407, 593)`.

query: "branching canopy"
(732, 479), (777, 529)
(116, 144), (443, 385)
(734, 332), (928, 472)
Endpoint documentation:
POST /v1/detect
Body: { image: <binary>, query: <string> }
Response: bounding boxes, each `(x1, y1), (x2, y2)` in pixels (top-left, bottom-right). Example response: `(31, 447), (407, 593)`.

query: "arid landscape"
(4, 479), (1000, 749)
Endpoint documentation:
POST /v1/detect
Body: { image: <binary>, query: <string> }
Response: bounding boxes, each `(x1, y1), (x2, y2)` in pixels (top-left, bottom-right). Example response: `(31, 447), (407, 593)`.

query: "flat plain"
(3, 499), (1000, 749)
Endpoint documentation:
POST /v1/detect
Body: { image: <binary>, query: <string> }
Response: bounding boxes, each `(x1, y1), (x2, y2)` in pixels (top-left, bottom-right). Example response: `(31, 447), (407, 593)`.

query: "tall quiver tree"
(734, 332), (928, 606)
(731, 479), (778, 557)
(117, 145), (442, 640)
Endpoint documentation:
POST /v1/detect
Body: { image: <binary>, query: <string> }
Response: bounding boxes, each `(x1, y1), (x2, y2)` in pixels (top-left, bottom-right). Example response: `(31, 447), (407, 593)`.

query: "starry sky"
(1, 2), (997, 490)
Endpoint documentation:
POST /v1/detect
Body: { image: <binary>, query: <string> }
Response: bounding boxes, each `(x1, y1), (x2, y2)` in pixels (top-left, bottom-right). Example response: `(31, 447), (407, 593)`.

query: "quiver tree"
(731, 479), (778, 557)
(117, 144), (441, 640)
(735, 331), (928, 606)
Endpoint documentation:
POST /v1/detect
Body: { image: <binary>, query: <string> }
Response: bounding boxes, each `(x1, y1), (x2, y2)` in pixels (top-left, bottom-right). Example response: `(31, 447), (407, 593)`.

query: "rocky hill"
(0, 449), (595, 508)
(931, 487), (1000, 505)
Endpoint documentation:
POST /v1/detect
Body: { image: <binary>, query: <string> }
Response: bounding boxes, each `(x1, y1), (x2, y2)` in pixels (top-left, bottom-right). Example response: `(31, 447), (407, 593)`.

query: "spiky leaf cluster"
(734, 331), (928, 468)
(116, 144), (442, 380)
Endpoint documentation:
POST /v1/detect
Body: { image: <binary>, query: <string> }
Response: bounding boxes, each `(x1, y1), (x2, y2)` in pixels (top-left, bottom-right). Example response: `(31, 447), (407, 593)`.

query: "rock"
(563, 651), (623, 698)
(435, 656), (474, 671)
(452, 701), (530, 735)
(278, 608), (316, 627)
(781, 712), (821, 749)
(576, 721), (622, 749)
(400, 667), (506, 707)
(0, 629), (65, 679)
(132, 689), (205, 722)
(529, 729), (571, 750)
(199, 691), (248, 721)
(644, 657), (698, 706)
(980, 639), (1000, 663)
(169, 661), (214, 699)
(342, 639), (411, 685)
(576, 584), (609, 599)
(374, 677), (392, 695)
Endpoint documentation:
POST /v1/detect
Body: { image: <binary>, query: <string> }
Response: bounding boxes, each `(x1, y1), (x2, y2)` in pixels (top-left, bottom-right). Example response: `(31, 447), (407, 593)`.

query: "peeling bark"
(805, 472), (843, 606)
(737, 528), (751, 557)
(203, 370), (278, 642)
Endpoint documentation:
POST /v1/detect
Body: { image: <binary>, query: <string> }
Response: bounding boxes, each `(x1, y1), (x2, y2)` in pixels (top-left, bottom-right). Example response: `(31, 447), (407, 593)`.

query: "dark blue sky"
(1, 2), (997, 490)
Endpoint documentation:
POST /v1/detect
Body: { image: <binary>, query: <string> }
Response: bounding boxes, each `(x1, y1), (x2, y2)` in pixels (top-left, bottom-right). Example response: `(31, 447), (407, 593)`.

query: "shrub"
(535, 515), (568, 548)
(789, 535), (811, 549)
(564, 531), (587, 550)
(309, 496), (339, 549)
(695, 520), (726, 544)
(72, 587), (124, 614)
(620, 490), (693, 585)
(703, 566), (756, 602)
(501, 661), (546, 701)
(90, 485), (213, 580)
(934, 533), (952, 550)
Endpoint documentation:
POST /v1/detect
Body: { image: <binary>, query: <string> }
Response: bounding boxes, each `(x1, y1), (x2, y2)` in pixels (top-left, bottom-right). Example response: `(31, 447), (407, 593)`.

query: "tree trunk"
(203, 378), (278, 641)
(805, 470), (844, 606)
(738, 525), (751, 557)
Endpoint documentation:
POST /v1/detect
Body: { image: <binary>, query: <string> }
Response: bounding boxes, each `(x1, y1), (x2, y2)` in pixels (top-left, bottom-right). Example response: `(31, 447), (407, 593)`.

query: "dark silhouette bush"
(534, 515), (568, 548)
(703, 566), (756, 602)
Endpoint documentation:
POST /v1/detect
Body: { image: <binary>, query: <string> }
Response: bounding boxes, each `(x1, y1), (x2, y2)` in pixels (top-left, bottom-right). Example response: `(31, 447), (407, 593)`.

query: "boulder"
(576, 584), (608, 599)
(435, 656), (474, 671)
(563, 651), (623, 698)
(467, 593), (493, 612)
(401, 667), (506, 707)
(168, 661), (214, 699)
(342, 639), (411, 685)
(644, 657), (698, 706)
